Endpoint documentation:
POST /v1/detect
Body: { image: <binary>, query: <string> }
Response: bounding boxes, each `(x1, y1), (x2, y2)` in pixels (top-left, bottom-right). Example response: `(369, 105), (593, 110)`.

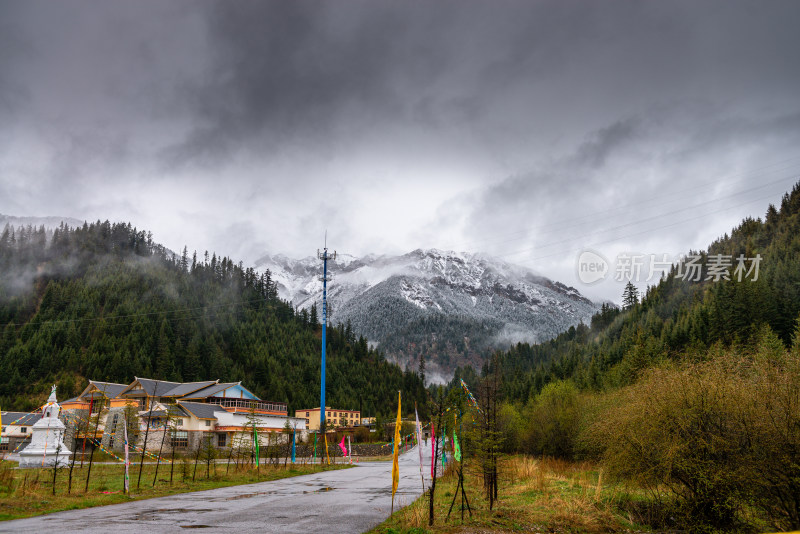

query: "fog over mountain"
(256, 248), (599, 381)
(0, 214), (84, 230)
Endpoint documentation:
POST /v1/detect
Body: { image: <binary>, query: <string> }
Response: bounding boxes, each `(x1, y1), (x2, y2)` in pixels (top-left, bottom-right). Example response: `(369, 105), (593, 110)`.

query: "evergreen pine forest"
(0, 221), (427, 416)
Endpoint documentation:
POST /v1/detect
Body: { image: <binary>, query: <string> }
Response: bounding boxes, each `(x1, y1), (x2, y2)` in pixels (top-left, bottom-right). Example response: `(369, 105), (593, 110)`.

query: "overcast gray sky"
(2, 0), (799, 302)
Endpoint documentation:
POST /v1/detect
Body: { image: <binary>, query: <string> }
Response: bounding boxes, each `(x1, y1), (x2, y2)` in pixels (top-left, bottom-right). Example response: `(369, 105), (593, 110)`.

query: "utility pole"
(318, 234), (336, 433)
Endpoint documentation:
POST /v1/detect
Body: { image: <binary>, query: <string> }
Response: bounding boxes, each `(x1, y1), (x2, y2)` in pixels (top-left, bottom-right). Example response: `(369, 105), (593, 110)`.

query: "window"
(90, 399), (105, 413)
(1, 426), (5, 433)
(306, 419), (309, 424)
(176, 419), (183, 427)
(204, 420), (211, 427)
(20, 427), (27, 434)
(306, 412), (309, 417)
(217, 434), (226, 447)
(0, 441), (7, 451)
(171, 430), (188, 448)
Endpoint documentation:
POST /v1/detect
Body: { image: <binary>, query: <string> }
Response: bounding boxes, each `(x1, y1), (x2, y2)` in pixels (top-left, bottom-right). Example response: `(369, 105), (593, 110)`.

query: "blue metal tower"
(317, 241), (335, 430)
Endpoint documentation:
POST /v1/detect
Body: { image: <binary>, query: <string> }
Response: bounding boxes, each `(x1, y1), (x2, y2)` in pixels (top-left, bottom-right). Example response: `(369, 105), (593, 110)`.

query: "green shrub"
(588, 337), (800, 532)
(589, 358), (750, 530)
(522, 380), (581, 459)
(496, 402), (523, 453)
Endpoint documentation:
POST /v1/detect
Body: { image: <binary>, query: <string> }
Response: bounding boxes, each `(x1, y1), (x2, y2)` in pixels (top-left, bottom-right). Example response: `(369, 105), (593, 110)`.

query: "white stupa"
(19, 385), (72, 468)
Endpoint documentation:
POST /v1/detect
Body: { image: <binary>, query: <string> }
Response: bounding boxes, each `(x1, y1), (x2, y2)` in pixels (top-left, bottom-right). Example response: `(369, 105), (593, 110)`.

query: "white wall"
(214, 412), (306, 437)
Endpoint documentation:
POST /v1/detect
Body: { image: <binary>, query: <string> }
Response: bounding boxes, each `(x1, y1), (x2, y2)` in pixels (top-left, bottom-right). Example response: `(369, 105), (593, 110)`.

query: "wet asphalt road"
(0, 445), (434, 534)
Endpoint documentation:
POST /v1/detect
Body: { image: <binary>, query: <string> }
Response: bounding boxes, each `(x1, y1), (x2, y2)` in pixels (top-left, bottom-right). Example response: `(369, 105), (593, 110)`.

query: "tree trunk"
(153, 426), (167, 487)
(137, 407), (152, 490)
(84, 402), (103, 493)
(192, 434), (202, 482)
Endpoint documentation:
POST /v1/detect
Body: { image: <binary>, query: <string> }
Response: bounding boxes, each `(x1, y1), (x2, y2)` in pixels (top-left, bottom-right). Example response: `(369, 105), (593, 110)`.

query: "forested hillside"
(0, 221), (426, 415)
(441, 183), (800, 531)
(473, 181), (800, 402)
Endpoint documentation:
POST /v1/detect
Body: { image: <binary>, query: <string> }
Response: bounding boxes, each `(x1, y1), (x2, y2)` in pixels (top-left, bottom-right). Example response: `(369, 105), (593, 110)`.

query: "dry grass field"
(371, 456), (653, 534)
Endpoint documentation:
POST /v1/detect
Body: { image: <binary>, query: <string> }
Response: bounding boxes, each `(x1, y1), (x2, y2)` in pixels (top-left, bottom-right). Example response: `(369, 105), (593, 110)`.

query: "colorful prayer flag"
(391, 390), (401, 509)
(123, 415), (130, 493)
(442, 423), (447, 467)
(292, 428), (296, 464)
(430, 421), (435, 477)
(253, 424), (260, 467)
(415, 405), (424, 490)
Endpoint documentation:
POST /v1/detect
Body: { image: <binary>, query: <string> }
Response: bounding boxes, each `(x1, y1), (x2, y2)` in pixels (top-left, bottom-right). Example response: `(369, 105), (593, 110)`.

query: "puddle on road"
(302, 487), (334, 494)
(180, 525), (214, 529)
(219, 484), (335, 497)
(134, 508), (214, 519)
(129, 508), (217, 523)
(223, 491), (273, 500)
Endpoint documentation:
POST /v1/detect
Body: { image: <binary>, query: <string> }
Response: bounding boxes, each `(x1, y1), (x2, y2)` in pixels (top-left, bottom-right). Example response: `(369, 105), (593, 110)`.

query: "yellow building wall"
(295, 407), (360, 430)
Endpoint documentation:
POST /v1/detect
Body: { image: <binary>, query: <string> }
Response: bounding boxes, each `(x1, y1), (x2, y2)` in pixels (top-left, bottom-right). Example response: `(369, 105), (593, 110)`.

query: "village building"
(296, 406), (361, 431)
(0, 411), (41, 453)
(61, 377), (305, 453)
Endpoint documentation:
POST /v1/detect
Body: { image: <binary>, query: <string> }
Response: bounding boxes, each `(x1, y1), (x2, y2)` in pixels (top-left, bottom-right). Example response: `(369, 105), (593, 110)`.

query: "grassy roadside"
(0, 457), (350, 521)
(369, 456), (652, 534)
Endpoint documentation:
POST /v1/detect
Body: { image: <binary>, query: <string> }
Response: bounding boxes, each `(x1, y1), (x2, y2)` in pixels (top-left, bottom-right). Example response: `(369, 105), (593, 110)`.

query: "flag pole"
(391, 390), (401, 514)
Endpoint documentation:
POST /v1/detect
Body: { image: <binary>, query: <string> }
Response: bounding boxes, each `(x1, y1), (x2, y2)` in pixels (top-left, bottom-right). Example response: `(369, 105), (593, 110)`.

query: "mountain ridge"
(255, 248), (600, 382)
(0, 213), (84, 230)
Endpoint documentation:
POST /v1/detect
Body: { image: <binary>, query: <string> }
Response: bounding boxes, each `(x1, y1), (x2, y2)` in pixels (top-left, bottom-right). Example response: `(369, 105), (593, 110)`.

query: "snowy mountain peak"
(254, 248), (598, 381)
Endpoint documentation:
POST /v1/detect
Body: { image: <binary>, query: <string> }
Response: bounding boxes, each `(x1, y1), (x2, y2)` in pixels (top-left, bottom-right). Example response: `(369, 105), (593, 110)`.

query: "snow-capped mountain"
(255, 249), (600, 382)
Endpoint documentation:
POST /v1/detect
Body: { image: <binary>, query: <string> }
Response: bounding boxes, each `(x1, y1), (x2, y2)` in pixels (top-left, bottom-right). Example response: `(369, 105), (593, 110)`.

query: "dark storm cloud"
(0, 4), (32, 129)
(2, 0), (800, 301)
(163, 1), (456, 166)
(0, 0), (200, 186)
(576, 119), (641, 168)
(167, 1), (685, 166)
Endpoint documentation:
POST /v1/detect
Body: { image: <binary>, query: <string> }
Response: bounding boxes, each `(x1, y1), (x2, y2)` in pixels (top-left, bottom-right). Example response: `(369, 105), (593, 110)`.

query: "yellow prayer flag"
(391, 390), (401, 508)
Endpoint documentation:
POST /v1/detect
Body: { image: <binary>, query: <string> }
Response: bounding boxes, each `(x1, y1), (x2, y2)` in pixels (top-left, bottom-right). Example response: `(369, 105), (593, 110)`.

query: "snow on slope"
(254, 248), (599, 380)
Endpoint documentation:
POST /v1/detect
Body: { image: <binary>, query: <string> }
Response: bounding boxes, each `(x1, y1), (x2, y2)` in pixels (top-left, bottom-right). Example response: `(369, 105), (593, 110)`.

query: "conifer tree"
(622, 281), (639, 309)
(310, 304), (319, 327)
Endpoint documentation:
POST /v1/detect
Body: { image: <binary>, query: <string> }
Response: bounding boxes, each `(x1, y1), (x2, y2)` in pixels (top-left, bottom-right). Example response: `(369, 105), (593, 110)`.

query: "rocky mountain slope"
(255, 249), (600, 382)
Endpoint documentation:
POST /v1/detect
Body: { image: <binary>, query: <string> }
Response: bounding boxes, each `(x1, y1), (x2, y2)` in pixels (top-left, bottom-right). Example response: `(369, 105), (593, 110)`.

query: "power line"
(438, 158), (800, 252)
(495, 177), (794, 258)
(514, 189), (783, 263)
